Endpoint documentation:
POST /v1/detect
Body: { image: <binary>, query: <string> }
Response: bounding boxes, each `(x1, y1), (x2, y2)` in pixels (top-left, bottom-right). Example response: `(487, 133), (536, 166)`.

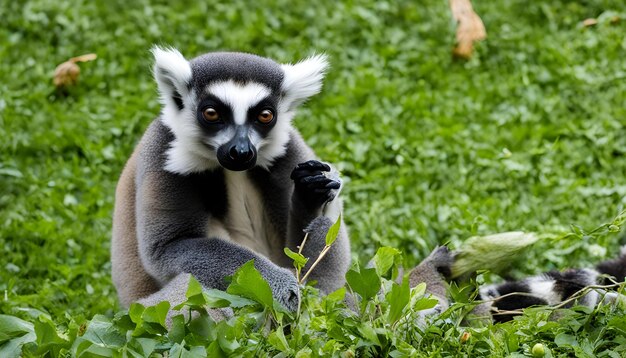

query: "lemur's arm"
(281, 135), (351, 294)
(135, 168), (300, 311)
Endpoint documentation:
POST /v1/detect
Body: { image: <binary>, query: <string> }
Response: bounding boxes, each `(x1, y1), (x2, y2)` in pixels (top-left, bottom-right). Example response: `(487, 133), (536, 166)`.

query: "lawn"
(1, 0), (626, 356)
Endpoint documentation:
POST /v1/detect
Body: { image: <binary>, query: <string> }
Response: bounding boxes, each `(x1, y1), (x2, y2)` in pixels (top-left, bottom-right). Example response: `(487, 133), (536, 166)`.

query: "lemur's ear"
(152, 46), (192, 111)
(280, 54), (328, 111)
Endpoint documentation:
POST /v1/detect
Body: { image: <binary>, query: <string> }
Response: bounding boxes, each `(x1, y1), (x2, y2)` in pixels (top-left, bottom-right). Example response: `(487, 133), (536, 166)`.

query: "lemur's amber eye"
(258, 109), (274, 124)
(202, 107), (220, 122)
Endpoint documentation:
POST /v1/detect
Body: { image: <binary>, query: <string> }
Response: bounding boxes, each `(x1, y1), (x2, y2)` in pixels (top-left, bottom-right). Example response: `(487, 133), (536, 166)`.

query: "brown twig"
(298, 232), (309, 255)
(300, 245), (332, 284)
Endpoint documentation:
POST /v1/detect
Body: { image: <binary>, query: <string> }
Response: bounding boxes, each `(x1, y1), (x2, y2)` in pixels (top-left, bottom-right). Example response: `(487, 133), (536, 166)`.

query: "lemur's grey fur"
(111, 48), (350, 313)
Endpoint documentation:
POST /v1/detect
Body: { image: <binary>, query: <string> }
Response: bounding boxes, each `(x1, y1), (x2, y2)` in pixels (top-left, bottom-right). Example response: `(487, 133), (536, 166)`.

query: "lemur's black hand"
(291, 160), (340, 207)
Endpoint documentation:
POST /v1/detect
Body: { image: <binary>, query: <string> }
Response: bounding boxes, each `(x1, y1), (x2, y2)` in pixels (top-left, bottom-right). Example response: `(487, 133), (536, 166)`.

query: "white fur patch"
(280, 54), (328, 112)
(527, 277), (561, 305)
(479, 284), (500, 300)
(255, 112), (292, 169)
(601, 291), (626, 306)
(160, 95), (222, 174)
(580, 290), (599, 307)
(152, 46), (192, 109)
(207, 81), (271, 125)
(152, 46), (221, 174)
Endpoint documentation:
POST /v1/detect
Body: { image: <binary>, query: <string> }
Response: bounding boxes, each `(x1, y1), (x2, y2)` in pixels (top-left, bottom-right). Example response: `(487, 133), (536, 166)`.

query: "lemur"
(111, 47), (457, 321)
(111, 47), (352, 313)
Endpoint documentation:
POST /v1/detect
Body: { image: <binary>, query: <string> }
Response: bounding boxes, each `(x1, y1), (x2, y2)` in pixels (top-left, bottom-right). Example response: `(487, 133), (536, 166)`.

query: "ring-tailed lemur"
(111, 47), (351, 313)
(477, 246), (626, 322)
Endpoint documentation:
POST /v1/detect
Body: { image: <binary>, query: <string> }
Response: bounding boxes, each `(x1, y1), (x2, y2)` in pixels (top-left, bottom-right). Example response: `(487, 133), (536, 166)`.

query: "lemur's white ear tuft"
(280, 54), (329, 110)
(152, 46), (192, 110)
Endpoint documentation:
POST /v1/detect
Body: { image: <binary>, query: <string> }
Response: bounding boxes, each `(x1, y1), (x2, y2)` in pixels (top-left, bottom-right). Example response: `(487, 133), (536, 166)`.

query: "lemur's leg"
(408, 246), (454, 316)
(286, 160), (351, 294)
(137, 273), (233, 327)
(137, 170), (300, 312)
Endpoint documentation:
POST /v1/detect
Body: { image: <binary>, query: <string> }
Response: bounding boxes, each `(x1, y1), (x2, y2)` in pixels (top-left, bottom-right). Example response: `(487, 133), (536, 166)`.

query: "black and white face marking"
(151, 47), (328, 175)
(196, 81), (278, 171)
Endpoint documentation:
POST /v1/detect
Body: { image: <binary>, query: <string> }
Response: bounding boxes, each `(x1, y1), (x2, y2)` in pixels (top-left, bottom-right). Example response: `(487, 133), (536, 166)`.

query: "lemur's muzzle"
(217, 126), (257, 171)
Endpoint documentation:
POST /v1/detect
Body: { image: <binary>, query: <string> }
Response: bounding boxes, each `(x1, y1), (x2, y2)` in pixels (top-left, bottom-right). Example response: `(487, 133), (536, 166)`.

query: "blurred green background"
(1, 0), (625, 320)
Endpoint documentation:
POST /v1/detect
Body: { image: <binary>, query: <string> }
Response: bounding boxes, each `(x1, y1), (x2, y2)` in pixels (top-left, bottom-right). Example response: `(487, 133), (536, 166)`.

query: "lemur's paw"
(267, 267), (300, 312)
(291, 160), (341, 207)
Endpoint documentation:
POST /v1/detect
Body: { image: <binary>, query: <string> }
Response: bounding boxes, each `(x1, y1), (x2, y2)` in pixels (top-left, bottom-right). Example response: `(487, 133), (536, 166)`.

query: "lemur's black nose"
(229, 144), (254, 162)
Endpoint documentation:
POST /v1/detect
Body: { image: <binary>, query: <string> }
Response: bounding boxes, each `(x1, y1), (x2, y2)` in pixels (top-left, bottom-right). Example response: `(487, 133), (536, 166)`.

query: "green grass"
(1, 0), (626, 356)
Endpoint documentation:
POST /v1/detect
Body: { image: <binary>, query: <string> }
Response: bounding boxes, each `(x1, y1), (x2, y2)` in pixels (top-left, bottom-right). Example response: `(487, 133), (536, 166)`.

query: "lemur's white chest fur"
(206, 171), (279, 261)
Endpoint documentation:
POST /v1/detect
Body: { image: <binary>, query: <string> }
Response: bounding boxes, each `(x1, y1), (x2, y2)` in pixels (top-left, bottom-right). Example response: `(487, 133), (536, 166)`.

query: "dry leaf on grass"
(53, 53), (97, 88)
(449, 0), (486, 59)
(582, 18), (598, 27)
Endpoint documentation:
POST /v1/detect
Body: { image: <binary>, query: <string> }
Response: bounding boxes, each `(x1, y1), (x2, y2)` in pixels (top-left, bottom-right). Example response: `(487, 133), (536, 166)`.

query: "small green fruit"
(531, 343), (545, 357)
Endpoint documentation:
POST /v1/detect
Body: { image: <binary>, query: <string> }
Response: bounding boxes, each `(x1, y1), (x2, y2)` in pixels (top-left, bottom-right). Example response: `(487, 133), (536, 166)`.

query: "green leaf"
(386, 277), (410, 324)
(34, 315), (69, 355)
(72, 315), (127, 357)
(226, 260), (273, 309)
(188, 312), (216, 343)
(0, 315), (34, 343)
(128, 303), (145, 326)
(168, 315), (186, 344)
(410, 281), (437, 313)
(0, 315), (36, 358)
(412, 297), (439, 312)
(126, 338), (157, 357)
(373, 247), (401, 277)
(268, 327), (291, 352)
(389, 341), (418, 357)
(0, 333), (36, 358)
(411, 282), (427, 298)
(207, 341), (226, 358)
(357, 324), (381, 346)
(295, 348), (313, 358)
(345, 267), (381, 301)
(182, 276), (208, 308)
(325, 214), (342, 246)
(186, 275), (204, 297)
(139, 301), (170, 334)
(216, 321), (241, 353)
(326, 286), (347, 303)
(169, 342), (207, 358)
(204, 289), (257, 308)
(555, 333), (578, 348)
(284, 247), (309, 271)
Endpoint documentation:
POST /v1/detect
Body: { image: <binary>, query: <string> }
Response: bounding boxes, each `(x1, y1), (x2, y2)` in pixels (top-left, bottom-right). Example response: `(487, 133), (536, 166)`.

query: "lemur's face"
(152, 48), (327, 175)
(194, 80), (281, 172)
